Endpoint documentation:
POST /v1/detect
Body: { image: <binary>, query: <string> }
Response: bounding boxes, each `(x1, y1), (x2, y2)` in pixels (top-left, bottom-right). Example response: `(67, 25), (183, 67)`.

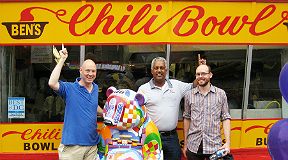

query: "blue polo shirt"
(57, 78), (100, 145)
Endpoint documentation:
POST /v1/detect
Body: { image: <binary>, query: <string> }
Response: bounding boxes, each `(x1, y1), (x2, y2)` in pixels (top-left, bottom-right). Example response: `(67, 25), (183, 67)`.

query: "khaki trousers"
(58, 143), (100, 160)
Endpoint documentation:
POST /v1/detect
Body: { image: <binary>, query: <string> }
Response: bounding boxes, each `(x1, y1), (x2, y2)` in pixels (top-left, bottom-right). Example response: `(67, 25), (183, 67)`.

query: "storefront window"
(85, 45), (126, 107)
(170, 45), (246, 119)
(125, 45), (166, 90)
(0, 46), (13, 122)
(86, 45), (165, 106)
(248, 48), (283, 110)
(1, 45), (165, 123)
(2, 45), (286, 122)
(244, 46), (288, 119)
(9, 46), (81, 122)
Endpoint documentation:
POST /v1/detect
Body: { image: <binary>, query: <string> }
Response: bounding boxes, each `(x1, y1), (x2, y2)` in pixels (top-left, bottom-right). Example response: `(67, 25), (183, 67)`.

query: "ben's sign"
(2, 22), (48, 39)
(0, 1), (287, 44)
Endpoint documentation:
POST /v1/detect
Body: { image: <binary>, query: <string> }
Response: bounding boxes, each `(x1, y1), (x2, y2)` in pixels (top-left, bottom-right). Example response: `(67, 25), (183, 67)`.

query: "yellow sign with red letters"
(0, 1), (287, 45)
(1, 123), (61, 153)
(177, 119), (277, 149)
(0, 119), (279, 153)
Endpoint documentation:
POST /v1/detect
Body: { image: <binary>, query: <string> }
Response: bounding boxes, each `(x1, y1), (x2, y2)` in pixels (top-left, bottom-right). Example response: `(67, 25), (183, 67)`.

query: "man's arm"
(97, 106), (103, 116)
(183, 118), (191, 158)
(193, 58), (206, 87)
(48, 48), (68, 91)
(221, 119), (231, 153)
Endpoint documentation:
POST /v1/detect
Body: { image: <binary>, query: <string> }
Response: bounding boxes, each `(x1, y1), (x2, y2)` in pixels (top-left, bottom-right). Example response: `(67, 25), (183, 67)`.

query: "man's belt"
(159, 128), (177, 136)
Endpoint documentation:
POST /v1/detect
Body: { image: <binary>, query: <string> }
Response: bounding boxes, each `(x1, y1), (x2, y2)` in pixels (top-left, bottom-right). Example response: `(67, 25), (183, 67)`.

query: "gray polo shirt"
(138, 78), (192, 131)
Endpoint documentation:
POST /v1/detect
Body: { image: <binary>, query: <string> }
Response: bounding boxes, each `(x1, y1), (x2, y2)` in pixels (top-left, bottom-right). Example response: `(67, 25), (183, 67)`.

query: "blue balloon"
(279, 63), (288, 103)
(267, 119), (288, 160)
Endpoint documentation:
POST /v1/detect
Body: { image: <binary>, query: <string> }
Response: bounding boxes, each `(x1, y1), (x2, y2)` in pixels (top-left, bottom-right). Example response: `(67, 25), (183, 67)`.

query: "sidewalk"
(231, 148), (272, 160)
(2, 148), (272, 160)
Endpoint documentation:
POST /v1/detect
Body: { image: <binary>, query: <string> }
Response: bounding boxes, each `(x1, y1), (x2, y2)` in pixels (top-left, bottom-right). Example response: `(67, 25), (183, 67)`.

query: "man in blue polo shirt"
(48, 48), (103, 160)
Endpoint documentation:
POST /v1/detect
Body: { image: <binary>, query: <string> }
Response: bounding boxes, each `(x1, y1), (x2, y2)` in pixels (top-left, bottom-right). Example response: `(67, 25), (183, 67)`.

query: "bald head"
(196, 64), (211, 73)
(82, 59), (96, 69)
(195, 64), (212, 87)
(79, 59), (97, 84)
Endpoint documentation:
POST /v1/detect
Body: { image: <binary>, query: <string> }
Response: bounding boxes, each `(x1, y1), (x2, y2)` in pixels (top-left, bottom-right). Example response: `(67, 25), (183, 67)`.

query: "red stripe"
(0, 153), (58, 160)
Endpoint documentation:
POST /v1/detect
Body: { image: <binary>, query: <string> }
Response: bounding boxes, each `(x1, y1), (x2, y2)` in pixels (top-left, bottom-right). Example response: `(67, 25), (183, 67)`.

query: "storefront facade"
(0, 0), (287, 159)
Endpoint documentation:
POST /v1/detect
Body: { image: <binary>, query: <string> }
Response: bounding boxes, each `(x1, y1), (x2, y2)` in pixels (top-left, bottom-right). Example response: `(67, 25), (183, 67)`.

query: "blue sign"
(8, 97), (25, 118)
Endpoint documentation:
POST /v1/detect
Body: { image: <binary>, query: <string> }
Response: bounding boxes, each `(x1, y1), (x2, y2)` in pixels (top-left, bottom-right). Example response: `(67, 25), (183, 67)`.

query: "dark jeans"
(160, 131), (181, 160)
(186, 141), (211, 160)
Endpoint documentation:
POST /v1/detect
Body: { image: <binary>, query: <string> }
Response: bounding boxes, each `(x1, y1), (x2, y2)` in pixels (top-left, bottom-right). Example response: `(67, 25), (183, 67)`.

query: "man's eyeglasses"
(195, 72), (210, 77)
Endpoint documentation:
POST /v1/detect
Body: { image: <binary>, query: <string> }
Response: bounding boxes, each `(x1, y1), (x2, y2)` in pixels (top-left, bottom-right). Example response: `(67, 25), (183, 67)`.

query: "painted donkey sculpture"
(103, 86), (163, 160)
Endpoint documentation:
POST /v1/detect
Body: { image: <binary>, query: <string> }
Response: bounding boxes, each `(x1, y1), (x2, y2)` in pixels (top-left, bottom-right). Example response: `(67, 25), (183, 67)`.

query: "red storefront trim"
(0, 0), (287, 2)
(0, 153), (58, 160)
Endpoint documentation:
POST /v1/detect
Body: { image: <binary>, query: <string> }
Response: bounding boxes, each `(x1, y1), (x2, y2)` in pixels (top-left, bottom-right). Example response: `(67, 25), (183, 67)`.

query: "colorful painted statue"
(102, 86), (163, 160)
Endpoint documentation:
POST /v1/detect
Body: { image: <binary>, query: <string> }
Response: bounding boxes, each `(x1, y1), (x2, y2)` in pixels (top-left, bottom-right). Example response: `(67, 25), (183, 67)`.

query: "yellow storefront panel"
(229, 120), (242, 149)
(0, 119), (281, 153)
(239, 119), (278, 148)
(1, 123), (62, 153)
(0, 1), (287, 44)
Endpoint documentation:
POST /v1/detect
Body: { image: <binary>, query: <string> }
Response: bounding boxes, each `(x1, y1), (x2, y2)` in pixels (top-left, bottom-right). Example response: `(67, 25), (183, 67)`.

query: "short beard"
(199, 81), (209, 87)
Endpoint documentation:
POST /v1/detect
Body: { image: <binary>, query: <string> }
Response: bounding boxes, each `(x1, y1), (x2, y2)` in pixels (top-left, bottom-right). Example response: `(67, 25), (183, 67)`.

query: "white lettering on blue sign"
(8, 97), (25, 118)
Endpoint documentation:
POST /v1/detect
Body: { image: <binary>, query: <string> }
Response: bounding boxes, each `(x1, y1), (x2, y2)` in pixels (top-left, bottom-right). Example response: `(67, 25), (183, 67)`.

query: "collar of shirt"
(148, 78), (173, 89)
(74, 77), (97, 93)
(192, 84), (216, 95)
